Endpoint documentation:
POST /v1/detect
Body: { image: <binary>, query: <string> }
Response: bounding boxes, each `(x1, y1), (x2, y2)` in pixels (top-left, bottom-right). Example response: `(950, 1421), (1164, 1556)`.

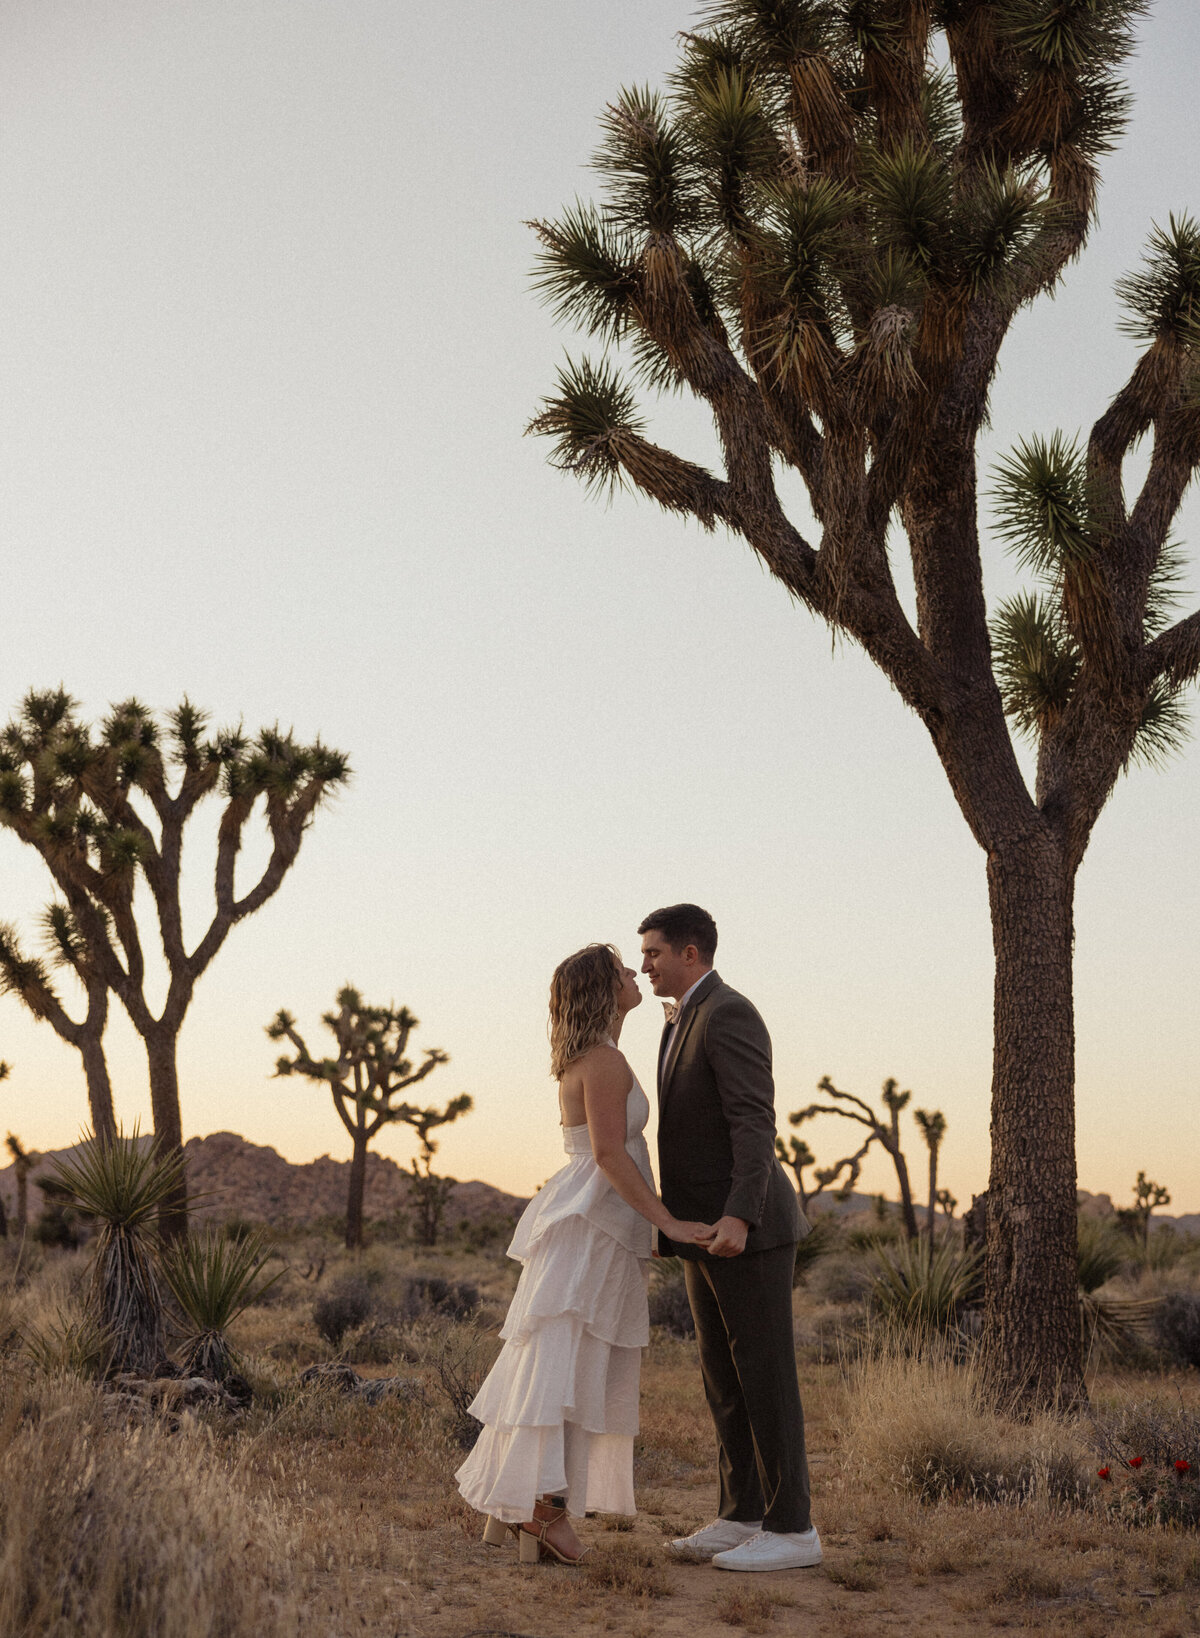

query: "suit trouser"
(683, 1242), (811, 1535)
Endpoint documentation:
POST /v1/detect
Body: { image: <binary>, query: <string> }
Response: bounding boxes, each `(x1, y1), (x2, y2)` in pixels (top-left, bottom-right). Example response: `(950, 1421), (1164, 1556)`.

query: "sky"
(1, 0), (1198, 1216)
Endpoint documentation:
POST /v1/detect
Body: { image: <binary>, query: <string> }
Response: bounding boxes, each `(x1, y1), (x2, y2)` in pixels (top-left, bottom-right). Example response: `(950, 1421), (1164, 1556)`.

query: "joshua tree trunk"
(80, 1011), (117, 1143)
(346, 1131), (368, 1251)
(146, 1030), (188, 1240)
(926, 1149), (938, 1243)
(985, 834), (1082, 1408)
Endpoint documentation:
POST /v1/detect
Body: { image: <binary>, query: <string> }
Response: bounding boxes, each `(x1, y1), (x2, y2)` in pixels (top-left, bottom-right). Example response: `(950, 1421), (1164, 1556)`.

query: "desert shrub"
(415, 1316), (500, 1449)
(312, 1274), (374, 1348)
(221, 1214), (260, 1244)
(809, 1251), (874, 1306)
(455, 1212), (517, 1253)
(1076, 1215), (1128, 1293)
(401, 1275), (480, 1323)
(867, 1236), (982, 1331)
(32, 1200), (80, 1250)
(1154, 1292), (1200, 1369)
(847, 1213), (903, 1251)
(1096, 1399), (1200, 1529)
(843, 1326), (1088, 1505)
(648, 1262), (695, 1337)
(0, 1373), (300, 1637)
(1141, 1224), (1193, 1273)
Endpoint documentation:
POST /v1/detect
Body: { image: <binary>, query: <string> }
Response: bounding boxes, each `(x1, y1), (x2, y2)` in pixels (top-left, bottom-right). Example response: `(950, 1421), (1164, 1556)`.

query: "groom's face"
(639, 930), (694, 1000)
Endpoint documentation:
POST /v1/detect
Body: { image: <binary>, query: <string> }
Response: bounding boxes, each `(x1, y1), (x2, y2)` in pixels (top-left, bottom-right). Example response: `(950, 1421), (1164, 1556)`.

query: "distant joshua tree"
(1115, 1169), (1170, 1251)
(0, 689), (349, 1236)
(914, 1108), (948, 1242)
(5, 1133), (39, 1236)
(268, 987), (471, 1249)
(528, 0), (1200, 1408)
(789, 1075), (920, 1240)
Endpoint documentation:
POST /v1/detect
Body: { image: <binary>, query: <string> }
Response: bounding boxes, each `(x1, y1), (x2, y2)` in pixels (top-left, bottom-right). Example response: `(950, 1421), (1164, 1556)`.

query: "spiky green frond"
(997, 0), (1146, 75)
(920, 66), (962, 158)
(160, 1226), (280, 1333)
(1115, 214), (1200, 347)
(990, 591), (1080, 737)
(991, 431), (1097, 574)
(953, 165), (1049, 296)
(863, 139), (953, 271)
(1126, 679), (1191, 770)
(593, 86), (704, 239)
(699, 0), (840, 64)
(686, 62), (782, 232)
(526, 356), (646, 496)
(49, 1128), (185, 1229)
(1143, 538), (1188, 639)
(530, 203), (637, 342)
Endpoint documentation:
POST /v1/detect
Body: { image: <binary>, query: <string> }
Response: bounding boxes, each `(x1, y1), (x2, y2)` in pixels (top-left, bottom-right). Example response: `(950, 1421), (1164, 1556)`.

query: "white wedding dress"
(455, 1070), (654, 1521)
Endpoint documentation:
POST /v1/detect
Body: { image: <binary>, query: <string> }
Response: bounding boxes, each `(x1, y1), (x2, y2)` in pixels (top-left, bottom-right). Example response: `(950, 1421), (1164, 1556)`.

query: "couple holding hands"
(456, 904), (821, 1575)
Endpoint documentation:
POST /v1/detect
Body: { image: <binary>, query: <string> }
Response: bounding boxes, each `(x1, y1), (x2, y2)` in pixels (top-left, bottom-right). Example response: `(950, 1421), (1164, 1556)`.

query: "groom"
(639, 904), (821, 1573)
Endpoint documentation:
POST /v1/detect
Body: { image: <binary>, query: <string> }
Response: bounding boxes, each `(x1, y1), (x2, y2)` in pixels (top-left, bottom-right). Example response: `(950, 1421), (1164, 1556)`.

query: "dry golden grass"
(0, 1373), (302, 1638)
(1, 1236), (1198, 1637)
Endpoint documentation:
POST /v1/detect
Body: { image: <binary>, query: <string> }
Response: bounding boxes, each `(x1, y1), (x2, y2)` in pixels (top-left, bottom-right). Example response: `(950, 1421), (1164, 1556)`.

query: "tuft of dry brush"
(841, 1325), (1089, 1505)
(0, 1373), (301, 1638)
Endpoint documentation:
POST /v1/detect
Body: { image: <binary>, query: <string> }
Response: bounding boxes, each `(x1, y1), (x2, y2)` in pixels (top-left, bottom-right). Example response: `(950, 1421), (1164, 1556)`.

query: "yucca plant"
(160, 1227), (281, 1382)
(529, 0), (1200, 1411)
(868, 1234), (982, 1333)
(48, 1128), (183, 1375)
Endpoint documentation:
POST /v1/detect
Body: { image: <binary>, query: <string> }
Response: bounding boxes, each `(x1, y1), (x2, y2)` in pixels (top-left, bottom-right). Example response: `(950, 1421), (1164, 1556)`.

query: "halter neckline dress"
(455, 1070), (654, 1521)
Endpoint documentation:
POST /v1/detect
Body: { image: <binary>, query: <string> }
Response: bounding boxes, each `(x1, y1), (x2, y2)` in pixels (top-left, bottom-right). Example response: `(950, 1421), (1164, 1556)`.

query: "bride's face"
(615, 964), (642, 1016)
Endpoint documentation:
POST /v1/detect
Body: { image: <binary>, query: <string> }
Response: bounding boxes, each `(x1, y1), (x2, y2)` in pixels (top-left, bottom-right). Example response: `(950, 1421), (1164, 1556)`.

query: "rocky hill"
(0, 1131), (527, 1234)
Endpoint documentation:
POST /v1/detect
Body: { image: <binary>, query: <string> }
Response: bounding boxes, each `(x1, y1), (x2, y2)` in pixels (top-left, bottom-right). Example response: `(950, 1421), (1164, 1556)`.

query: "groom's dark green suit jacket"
(655, 971), (808, 1260)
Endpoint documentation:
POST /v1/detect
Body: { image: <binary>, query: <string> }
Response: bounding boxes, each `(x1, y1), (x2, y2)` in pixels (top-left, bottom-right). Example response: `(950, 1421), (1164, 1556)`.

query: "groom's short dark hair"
(638, 903), (718, 964)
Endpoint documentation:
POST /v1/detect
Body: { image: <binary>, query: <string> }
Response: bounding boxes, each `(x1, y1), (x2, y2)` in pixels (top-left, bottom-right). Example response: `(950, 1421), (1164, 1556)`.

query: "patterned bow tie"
(662, 1002), (681, 1026)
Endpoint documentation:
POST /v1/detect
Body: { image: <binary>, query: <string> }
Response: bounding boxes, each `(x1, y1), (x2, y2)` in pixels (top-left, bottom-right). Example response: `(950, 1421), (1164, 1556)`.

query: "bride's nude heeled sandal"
(517, 1497), (590, 1566)
(481, 1515), (518, 1547)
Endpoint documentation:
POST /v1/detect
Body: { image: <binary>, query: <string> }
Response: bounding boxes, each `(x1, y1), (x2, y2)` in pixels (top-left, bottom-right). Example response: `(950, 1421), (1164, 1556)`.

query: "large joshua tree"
(0, 689), (349, 1235)
(529, 1), (1200, 1406)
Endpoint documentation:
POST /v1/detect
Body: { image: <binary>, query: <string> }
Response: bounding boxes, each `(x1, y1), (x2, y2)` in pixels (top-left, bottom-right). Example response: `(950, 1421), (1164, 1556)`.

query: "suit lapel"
(659, 971), (719, 1113)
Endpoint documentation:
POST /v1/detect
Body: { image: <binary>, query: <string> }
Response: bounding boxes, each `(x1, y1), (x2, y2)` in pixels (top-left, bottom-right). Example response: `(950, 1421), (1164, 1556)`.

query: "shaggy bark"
(985, 834), (1081, 1405)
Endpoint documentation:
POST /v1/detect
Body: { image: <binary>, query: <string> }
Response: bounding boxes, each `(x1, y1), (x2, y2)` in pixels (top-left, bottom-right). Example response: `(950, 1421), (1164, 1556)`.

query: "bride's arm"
(581, 1047), (714, 1247)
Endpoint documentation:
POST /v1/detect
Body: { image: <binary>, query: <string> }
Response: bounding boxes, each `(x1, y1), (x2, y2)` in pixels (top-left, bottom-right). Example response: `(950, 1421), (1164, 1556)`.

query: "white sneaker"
(665, 1518), (764, 1560)
(712, 1526), (823, 1572)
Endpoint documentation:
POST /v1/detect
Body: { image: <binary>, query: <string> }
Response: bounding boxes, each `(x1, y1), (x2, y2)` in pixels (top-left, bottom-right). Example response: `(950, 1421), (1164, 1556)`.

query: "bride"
(455, 943), (714, 1564)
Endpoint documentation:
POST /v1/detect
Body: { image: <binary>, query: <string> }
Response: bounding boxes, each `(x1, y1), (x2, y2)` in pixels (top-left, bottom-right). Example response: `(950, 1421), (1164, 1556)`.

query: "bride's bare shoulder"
(576, 1041), (629, 1085)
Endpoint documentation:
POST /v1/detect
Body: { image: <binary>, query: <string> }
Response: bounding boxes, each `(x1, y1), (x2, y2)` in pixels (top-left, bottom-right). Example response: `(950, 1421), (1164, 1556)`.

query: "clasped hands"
(665, 1214), (749, 1258)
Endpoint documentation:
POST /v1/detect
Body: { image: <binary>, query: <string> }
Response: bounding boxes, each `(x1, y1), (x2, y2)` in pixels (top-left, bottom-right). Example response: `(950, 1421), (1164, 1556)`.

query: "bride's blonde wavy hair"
(548, 943), (622, 1080)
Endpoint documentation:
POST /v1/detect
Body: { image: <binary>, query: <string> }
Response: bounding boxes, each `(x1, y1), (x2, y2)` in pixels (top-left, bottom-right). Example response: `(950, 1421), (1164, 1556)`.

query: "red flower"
(1127, 1457), (1143, 1469)
(1175, 1460), (1191, 1475)
(1097, 1467), (1111, 1480)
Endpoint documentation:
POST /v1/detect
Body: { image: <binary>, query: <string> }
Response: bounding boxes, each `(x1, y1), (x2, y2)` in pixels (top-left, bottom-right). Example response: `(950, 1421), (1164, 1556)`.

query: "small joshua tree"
(1115, 1169), (1170, 1251)
(268, 987), (469, 1249)
(789, 1075), (920, 1239)
(913, 1107), (948, 1243)
(5, 1133), (39, 1236)
(402, 1096), (475, 1247)
(0, 689), (350, 1236)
